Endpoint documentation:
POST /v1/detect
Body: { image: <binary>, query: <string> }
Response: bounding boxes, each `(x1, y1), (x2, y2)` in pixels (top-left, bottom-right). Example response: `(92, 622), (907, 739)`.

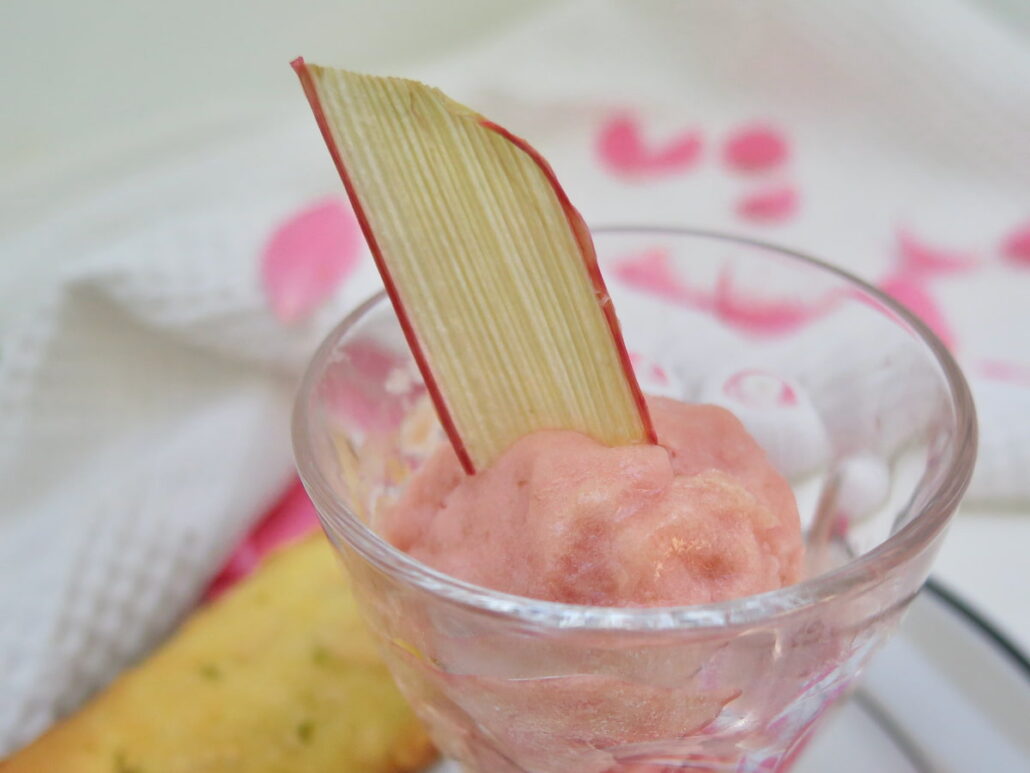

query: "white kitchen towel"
(1, 0), (1029, 755)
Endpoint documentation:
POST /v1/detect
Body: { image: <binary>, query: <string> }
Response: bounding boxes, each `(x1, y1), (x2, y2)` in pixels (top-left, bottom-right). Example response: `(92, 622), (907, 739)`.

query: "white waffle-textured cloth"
(1, 0), (1029, 755)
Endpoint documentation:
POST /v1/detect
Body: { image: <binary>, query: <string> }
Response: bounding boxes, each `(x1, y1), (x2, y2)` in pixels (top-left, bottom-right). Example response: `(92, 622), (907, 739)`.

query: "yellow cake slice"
(0, 535), (435, 773)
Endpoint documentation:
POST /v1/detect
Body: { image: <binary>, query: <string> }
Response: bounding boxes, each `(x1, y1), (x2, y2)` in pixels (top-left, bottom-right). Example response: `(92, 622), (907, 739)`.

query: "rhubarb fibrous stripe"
(294, 60), (655, 472)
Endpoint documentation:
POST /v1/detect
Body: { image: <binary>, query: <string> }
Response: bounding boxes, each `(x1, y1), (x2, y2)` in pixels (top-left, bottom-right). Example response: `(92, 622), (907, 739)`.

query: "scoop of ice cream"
(381, 396), (803, 606)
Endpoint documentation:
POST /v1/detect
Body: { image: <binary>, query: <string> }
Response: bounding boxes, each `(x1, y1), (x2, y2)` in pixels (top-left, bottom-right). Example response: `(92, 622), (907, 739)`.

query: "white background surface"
(2, 0), (1028, 658)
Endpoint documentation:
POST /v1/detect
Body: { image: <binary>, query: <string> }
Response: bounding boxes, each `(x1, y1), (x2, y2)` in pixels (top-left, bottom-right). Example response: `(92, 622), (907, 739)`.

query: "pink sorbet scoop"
(382, 396), (803, 607)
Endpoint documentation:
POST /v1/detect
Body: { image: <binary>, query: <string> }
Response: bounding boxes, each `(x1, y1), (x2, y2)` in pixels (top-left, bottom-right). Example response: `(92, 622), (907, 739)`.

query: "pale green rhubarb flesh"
(293, 59), (655, 473)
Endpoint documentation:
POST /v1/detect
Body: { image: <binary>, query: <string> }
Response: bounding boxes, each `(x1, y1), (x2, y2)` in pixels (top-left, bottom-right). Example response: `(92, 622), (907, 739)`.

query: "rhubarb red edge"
(480, 120), (657, 446)
(292, 58), (477, 474)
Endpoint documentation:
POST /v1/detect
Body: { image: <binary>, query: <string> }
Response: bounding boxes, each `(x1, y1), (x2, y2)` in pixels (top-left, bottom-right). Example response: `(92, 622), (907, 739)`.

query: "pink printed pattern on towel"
(614, 248), (838, 335)
(261, 197), (362, 323)
(723, 124), (790, 172)
(1001, 222), (1030, 267)
(597, 114), (703, 177)
(736, 185), (799, 223)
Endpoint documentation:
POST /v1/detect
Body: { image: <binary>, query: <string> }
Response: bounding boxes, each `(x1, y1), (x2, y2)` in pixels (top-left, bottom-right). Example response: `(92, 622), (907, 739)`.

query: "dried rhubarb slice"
(293, 60), (655, 472)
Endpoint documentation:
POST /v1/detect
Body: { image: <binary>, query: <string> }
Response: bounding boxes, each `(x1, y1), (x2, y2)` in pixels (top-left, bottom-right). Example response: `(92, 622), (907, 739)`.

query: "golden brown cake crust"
(1, 535), (436, 772)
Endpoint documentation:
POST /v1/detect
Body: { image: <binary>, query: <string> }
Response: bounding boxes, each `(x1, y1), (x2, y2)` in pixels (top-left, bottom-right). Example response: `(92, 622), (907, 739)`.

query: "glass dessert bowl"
(293, 228), (976, 773)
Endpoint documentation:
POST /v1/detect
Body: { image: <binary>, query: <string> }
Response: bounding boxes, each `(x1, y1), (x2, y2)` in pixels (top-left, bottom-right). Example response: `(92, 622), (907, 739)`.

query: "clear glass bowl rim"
(293, 226), (977, 632)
